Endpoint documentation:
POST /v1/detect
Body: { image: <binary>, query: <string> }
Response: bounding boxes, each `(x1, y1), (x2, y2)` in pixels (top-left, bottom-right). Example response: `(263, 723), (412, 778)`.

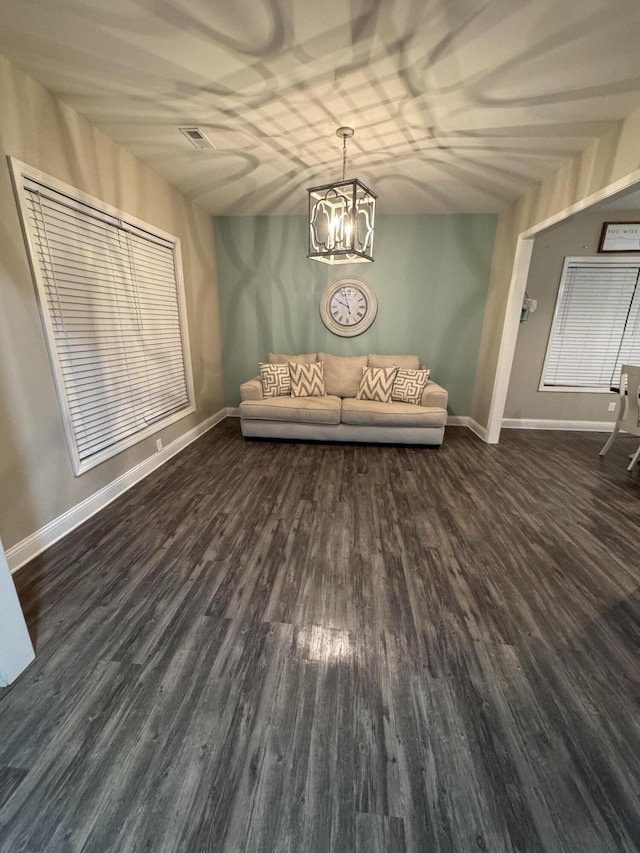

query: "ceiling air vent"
(179, 127), (215, 150)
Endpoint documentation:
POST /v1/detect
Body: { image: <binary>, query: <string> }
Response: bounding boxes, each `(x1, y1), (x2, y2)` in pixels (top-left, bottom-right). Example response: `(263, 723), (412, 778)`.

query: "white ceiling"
(1, 0), (640, 215)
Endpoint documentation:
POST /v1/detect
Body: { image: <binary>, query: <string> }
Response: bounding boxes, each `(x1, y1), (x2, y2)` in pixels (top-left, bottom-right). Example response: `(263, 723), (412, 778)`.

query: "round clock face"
(320, 279), (377, 337)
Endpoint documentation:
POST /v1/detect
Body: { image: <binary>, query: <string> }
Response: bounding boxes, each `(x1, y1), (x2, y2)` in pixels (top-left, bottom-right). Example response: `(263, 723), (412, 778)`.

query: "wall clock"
(320, 278), (377, 337)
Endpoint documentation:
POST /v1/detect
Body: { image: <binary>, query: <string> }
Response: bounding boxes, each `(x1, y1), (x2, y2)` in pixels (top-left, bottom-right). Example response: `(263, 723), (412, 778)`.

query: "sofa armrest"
(421, 379), (448, 409)
(240, 376), (264, 401)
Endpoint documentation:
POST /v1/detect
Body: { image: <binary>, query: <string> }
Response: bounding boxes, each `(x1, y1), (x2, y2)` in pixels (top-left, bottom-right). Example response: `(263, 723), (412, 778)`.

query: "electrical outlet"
(156, 438), (163, 451)
(608, 402), (616, 412)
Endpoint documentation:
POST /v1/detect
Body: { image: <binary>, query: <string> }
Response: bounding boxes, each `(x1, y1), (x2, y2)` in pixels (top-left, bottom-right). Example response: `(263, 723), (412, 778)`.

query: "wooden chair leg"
(599, 425), (620, 457)
(627, 442), (640, 472)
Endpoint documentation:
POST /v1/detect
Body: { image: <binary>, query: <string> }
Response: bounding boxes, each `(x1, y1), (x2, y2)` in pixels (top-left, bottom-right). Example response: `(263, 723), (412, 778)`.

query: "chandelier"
(307, 127), (377, 264)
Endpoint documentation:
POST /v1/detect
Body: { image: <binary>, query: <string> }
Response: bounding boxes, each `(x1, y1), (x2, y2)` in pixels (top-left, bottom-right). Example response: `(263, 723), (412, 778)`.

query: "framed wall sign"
(599, 222), (640, 253)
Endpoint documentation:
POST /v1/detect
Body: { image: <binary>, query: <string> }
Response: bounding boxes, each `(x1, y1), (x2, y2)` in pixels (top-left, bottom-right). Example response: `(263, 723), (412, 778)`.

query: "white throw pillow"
(392, 368), (431, 405)
(356, 366), (398, 403)
(289, 362), (326, 397)
(259, 362), (291, 398)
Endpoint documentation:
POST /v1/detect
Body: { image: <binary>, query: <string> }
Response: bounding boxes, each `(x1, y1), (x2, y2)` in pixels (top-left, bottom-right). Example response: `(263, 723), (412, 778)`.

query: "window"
(10, 159), (195, 475)
(540, 256), (640, 392)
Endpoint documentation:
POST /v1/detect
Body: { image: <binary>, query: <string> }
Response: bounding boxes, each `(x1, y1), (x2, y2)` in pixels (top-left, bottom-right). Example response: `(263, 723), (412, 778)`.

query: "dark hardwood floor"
(1, 420), (639, 852)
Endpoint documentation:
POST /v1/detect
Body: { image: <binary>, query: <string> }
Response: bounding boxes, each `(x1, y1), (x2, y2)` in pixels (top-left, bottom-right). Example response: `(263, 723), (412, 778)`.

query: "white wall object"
(0, 538), (35, 686)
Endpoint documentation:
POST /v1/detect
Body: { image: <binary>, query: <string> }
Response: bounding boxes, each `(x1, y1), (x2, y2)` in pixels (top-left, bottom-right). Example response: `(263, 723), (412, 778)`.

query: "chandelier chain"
(342, 135), (347, 182)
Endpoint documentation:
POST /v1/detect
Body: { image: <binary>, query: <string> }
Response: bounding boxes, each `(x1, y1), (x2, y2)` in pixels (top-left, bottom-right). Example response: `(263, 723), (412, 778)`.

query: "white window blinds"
(614, 281), (640, 380)
(12, 161), (194, 475)
(541, 258), (640, 390)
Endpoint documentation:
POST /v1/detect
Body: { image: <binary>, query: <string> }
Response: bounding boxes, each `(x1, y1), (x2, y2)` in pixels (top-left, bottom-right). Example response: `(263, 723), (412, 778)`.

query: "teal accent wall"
(215, 214), (497, 413)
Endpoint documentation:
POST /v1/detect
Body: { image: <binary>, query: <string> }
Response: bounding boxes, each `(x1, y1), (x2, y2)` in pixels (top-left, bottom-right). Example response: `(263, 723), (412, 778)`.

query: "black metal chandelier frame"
(307, 127), (377, 265)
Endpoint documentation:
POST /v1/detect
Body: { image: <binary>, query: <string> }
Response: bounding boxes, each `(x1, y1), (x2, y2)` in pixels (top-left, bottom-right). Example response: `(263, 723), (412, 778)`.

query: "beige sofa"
(239, 352), (448, 445)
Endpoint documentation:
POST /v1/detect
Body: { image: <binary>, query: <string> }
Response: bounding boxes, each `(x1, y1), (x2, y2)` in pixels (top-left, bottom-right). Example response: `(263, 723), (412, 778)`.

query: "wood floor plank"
(1, 420), (639, 852)
(355, 812), (407, 852)
(0, 768), (28, 811)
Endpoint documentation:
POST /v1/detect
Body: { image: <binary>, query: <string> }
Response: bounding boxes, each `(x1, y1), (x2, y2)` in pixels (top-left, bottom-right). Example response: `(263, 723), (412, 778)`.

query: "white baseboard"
(226, 407), (240, 417)
(7, 408), (227, 574)
(469, 419), (490, 442)
(446, 415), (468, 427)
(448, 416), (489, 442)
(502, 418), (615, 432)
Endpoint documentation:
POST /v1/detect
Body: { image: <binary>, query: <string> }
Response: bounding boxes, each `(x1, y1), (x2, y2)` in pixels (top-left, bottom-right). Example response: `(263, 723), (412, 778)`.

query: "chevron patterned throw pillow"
(356, 366), (398, 402)
(289, 361), (325, 397)
(259, 362), (291, 397)
(391, 368), (431, 405)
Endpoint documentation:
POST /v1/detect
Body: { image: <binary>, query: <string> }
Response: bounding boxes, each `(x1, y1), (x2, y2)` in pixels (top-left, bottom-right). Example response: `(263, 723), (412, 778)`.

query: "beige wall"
(0, 57), (224, 551)
(471, 107), (640, 431)
(504, 211), (640, 422)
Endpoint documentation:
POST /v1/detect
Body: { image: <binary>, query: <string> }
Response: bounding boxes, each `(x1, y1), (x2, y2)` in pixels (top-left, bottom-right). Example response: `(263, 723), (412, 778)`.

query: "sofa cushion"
(368, 353), (420, 370)
(392, 368), (431, 405)
(319, 352), (367, 397)
(240, 395), (341, 425)
(290, 361), (325, 397)
(421, 380), (448, 409)
(269, 352), (317, 365)
(356, 366), (398, 402)
(341, 397), (447, 427)
(259, 362), (291, 398)
(239, 377), (264, 402)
